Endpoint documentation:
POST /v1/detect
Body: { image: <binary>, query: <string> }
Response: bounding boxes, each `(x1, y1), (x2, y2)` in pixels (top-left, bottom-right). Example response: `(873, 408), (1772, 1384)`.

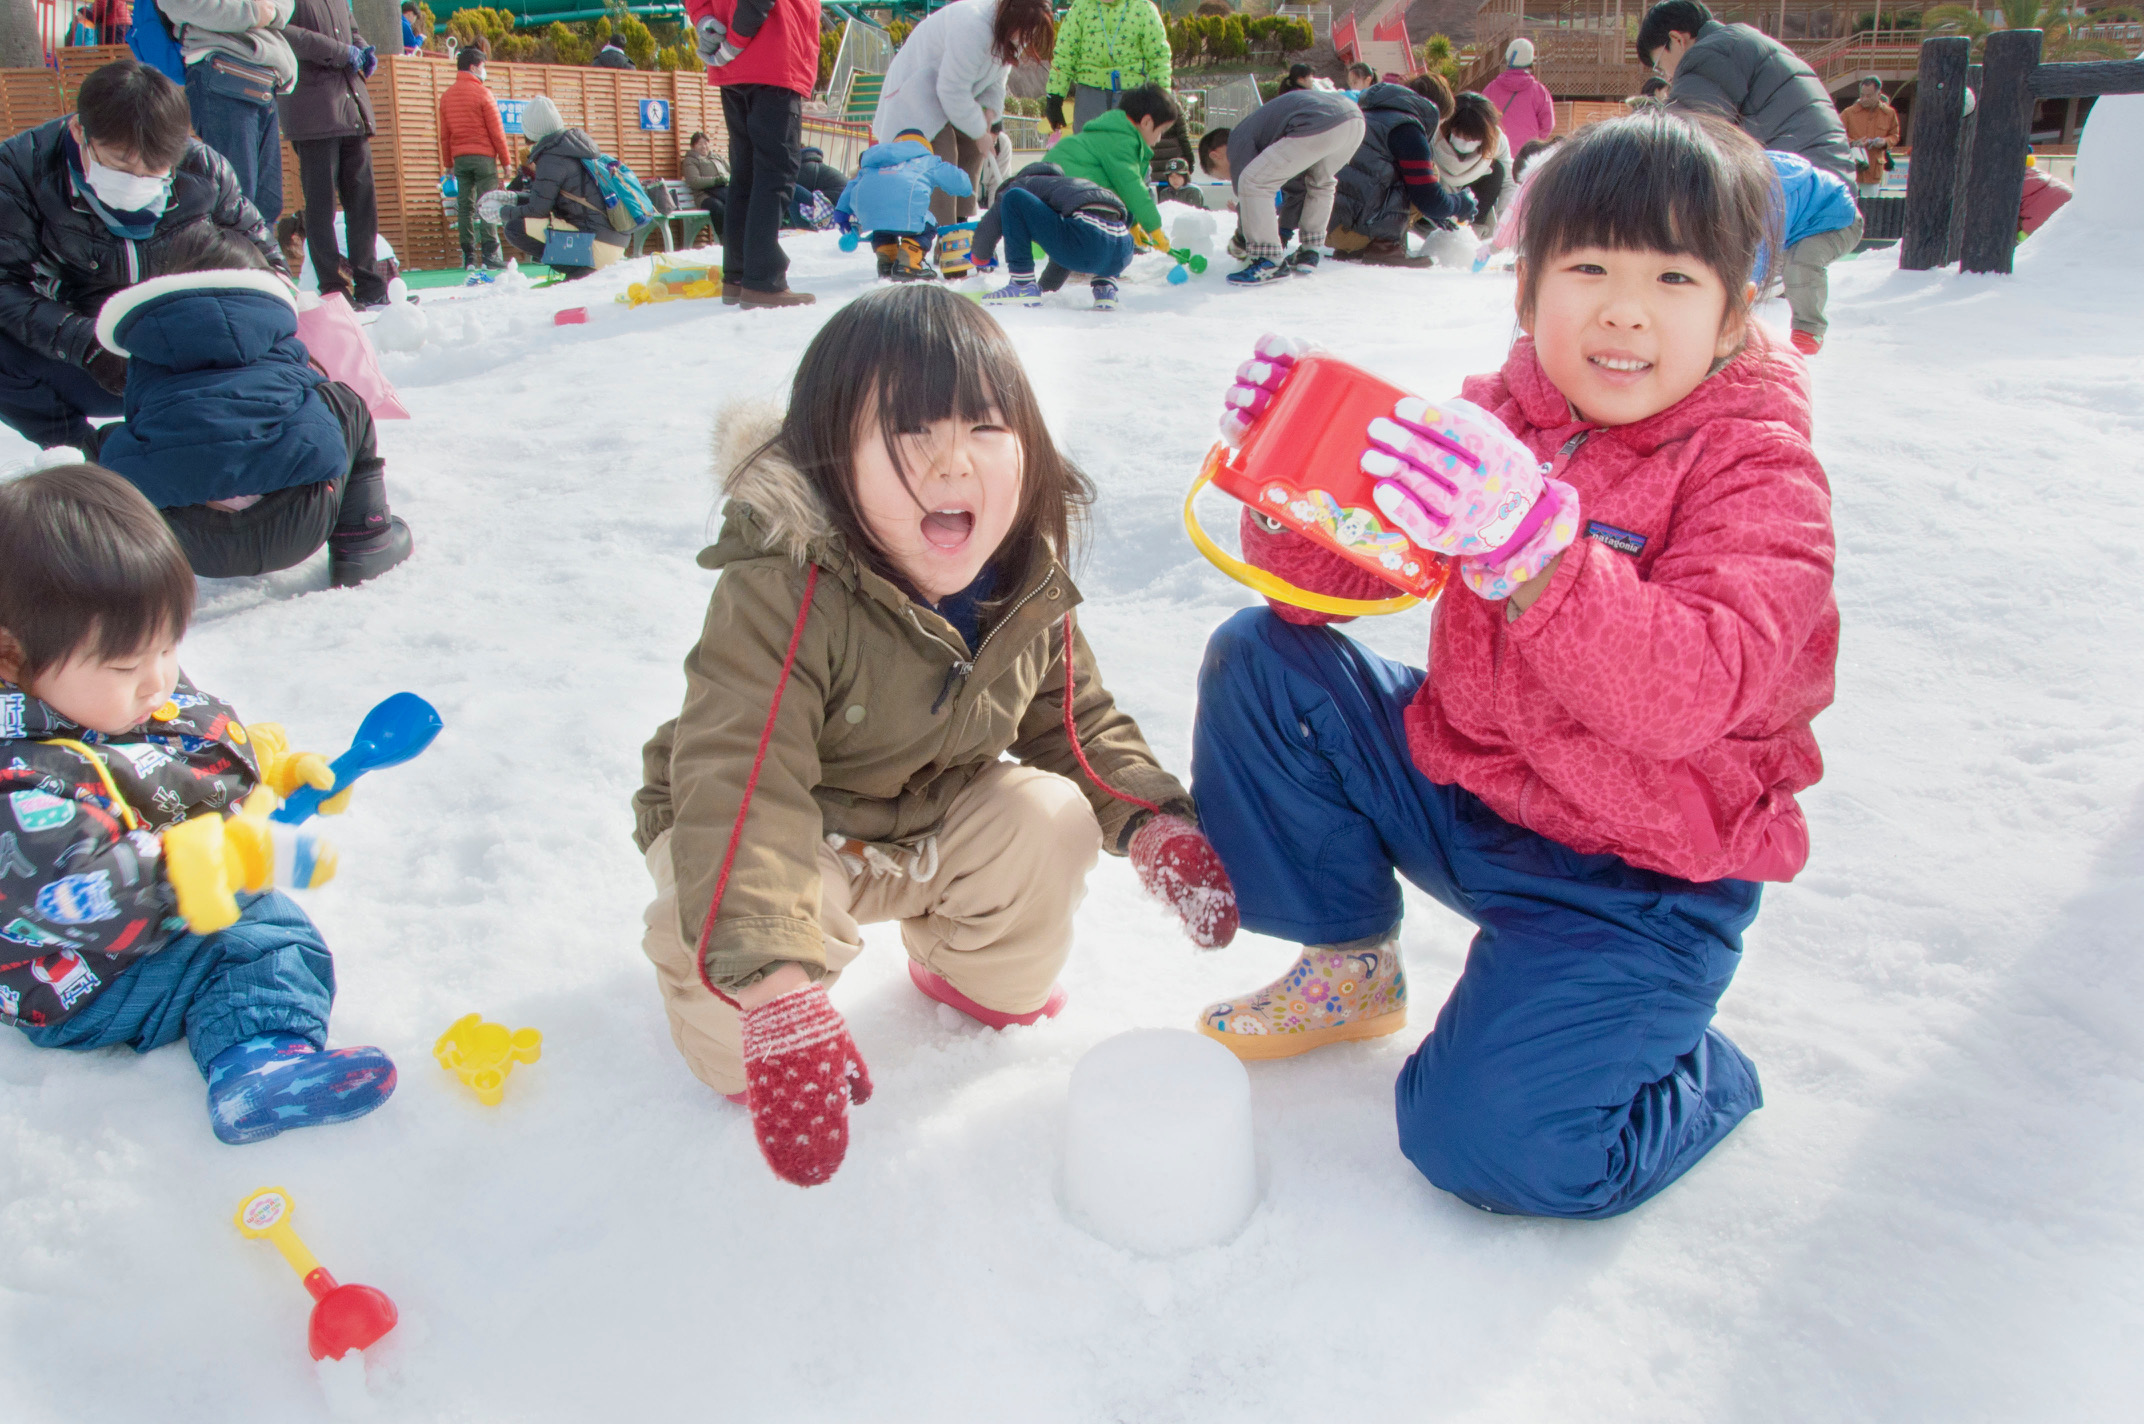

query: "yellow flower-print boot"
(1197, 931), (1406, 1061)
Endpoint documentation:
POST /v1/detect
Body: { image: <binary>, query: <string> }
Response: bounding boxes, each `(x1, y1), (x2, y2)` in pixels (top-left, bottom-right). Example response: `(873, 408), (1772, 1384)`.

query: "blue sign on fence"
(639, 98), (671, 132)
(498, 98), (526, 134)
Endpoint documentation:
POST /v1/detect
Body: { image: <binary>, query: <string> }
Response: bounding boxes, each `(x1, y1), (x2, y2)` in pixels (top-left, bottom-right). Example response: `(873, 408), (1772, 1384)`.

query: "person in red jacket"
(437, 46), (512, 269)
(1190, 111), (1837, 1219)
(686, 0), (822, 306)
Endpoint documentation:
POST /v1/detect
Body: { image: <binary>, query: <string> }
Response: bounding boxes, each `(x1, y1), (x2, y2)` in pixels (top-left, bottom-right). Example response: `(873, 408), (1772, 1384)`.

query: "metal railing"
(825, 17), (895, 109)
(1275, 5), (1333, 43)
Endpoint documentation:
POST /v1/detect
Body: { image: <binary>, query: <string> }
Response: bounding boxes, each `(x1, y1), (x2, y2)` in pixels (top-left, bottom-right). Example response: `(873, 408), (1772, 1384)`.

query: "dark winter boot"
(1353, 238), (1432, 268)
(327, 443), (413, 588)
(330, 518), (413, 587)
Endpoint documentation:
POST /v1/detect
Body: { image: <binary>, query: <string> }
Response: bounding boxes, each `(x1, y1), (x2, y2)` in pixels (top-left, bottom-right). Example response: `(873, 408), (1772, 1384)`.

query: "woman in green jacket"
(1046, 0), (1171, 135)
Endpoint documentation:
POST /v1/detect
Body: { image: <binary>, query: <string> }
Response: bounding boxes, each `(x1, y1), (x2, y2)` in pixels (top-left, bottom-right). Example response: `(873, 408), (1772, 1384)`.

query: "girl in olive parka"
(633, 286), (1235, 1188)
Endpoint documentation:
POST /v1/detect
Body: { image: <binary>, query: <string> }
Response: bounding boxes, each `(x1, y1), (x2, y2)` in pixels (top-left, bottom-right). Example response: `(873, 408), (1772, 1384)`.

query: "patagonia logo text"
(1586, 521), (1648, 557)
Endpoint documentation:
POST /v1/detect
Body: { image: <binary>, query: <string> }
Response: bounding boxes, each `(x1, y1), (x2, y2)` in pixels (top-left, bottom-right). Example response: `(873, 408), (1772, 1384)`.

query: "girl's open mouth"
(922, 509), (975, 549)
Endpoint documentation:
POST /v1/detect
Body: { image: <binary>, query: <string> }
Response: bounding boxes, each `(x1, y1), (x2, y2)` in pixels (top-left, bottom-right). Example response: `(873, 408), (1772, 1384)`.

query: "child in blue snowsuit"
(834, 129), (974, 282)
(973, 161), (1136, 311)
(0, 464), (396, 1145)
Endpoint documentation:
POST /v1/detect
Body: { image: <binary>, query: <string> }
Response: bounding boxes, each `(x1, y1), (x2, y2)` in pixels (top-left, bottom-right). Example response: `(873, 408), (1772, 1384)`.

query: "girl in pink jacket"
(1190, 110), (1836, 1219)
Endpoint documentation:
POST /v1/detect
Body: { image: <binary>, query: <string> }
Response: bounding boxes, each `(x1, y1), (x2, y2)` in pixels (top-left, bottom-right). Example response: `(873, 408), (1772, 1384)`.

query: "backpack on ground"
(128, 0), (187, 81)
(580, 155), (656, 232)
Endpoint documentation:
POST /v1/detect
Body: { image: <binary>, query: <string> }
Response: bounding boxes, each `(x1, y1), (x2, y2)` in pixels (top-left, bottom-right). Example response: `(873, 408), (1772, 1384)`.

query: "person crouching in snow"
(0, 465), (396, 1144)
(496, 95), (628, 281)
(1190, 112), (1836, 1219)
(91, 224), (413, 587)
(972, 161), (1134, 310)
(833, 128), (974, 282)
(633, 285), (1235, 1188)
(1196, 86), (1367, 284)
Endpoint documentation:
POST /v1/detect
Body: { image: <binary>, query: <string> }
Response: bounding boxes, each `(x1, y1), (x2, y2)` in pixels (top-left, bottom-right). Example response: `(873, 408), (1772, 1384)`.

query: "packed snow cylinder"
(1062, 1029), (1257, 1254)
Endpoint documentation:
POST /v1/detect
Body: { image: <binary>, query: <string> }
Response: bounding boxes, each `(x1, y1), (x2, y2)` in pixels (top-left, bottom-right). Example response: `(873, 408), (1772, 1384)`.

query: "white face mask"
(82, 151), (171, 215)
(1448, 135), (1482, 156)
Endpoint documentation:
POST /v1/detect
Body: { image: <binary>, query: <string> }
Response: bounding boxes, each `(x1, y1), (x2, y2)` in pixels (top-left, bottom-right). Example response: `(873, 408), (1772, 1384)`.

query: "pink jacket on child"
(1243, 328), (1838, 884)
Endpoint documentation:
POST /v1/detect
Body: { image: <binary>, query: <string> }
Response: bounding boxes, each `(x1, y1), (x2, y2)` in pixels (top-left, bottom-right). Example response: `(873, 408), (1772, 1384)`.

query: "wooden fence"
(1903, 33), (2144, 275)
(2, 47), (731, 271)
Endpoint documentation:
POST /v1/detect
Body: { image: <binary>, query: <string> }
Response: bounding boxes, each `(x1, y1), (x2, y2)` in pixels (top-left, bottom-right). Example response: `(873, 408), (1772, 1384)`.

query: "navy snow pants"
(1191, 609), (1764, 1219)
(998, 187), (1135, 280)
(16, 890), (334, 1077)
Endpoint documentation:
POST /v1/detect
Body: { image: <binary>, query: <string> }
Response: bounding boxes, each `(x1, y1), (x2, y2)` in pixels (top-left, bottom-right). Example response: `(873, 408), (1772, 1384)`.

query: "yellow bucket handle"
(39, 738), (141, 831)
(1182, 445), (1424, 619)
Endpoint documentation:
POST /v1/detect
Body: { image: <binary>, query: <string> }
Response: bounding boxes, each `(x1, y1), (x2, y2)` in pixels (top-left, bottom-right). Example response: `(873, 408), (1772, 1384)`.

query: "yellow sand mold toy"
(434, 1014), (543, 1105)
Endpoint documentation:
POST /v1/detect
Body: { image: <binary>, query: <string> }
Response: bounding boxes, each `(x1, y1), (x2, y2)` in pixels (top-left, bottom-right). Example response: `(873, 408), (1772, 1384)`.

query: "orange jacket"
(438, 73), (511, 169)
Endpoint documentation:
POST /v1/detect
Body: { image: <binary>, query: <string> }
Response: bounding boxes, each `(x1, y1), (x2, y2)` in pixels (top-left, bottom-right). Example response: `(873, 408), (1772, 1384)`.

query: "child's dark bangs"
(869, 291), (1024, 484)
(1523, 113), (1768, 301)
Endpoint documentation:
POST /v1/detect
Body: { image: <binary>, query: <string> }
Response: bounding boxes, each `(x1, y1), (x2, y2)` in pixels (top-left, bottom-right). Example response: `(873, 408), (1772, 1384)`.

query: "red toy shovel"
(235, 1186), (398, 1361)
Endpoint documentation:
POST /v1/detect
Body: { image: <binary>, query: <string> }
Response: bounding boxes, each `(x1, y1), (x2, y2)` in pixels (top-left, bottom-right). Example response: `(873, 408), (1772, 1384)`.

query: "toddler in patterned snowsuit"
(0, 465), (395, 1144)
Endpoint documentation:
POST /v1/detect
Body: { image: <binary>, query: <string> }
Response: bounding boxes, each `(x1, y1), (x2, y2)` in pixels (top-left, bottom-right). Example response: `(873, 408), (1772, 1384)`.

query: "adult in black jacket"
(785, 144), (848, 226)
(1637, 0), (1853, 179)
(497, 95), (628, 279)
(1292, 81), (1474, 267)
(279, 0), (388, 307)
(0, 59), (281, 454)
(592, 36), (635, 69)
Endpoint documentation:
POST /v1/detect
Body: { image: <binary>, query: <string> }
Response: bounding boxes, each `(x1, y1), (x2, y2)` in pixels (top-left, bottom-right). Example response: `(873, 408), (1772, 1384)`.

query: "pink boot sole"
(907, 960), (1066, 1029)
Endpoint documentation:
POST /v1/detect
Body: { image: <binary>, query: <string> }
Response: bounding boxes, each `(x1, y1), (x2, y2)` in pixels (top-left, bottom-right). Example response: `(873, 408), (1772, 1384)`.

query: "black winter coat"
(278, 0), (376, 142)
(509, 127), (627, 244)
(0, 675), (261, 1029)
(1669, 20), (1854, 179)
(0, 119), (282, 369)
(971, 162), (1127, 268)
(1327, 83), (1466, 241)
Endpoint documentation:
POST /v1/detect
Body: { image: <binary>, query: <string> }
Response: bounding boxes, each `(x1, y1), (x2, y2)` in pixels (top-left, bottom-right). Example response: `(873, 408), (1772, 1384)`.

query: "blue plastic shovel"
(271, 693), (443, 825)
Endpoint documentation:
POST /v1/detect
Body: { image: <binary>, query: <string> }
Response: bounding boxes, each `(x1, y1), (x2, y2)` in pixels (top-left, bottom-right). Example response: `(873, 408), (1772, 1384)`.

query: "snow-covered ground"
(5, 145), (2143, 1422)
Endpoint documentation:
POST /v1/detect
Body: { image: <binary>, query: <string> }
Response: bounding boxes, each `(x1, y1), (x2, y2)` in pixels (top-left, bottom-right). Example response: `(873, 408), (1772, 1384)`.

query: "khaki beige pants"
(640, 762), (1102, 1094)
(1235, 113), (1367, 261)
(929, 123), (983, 226)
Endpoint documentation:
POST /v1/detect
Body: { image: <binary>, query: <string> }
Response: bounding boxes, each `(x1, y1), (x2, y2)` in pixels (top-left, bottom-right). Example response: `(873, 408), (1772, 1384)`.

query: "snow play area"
(6, 103), (2144, 1423)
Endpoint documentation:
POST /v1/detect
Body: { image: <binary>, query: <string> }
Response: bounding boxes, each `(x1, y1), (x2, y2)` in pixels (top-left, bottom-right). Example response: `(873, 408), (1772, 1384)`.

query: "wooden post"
(1945, 66), (1978, 265)
(1901, 35), (1969, 270)
(1961, 26), (2040, 275)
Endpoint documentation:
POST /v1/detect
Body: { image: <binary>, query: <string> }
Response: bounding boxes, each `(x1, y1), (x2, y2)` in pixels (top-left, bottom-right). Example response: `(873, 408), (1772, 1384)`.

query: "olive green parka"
(634, 404), (1192, 993)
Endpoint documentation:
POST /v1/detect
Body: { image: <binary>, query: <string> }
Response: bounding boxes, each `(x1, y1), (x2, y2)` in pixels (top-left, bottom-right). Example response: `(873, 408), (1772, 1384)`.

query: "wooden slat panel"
(3, 51), (730, 271)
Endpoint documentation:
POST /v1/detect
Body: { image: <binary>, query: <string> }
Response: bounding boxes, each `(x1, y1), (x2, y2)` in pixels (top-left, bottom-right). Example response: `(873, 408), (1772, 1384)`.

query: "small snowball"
(1063, 1029), (1257, 1255)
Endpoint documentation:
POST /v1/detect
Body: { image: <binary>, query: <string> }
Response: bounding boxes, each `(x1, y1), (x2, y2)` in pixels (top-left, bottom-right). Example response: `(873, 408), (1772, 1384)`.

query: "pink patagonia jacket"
(1242, 328), (1838, 884)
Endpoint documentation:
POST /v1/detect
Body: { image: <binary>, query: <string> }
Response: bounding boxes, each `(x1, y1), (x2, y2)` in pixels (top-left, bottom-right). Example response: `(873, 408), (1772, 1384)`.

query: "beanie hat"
(519, 94), (564, 142)
(1506, 37), (1535, 68)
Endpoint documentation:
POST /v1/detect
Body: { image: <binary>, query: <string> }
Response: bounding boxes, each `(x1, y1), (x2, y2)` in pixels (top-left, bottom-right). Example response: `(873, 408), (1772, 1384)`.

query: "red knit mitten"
(739, 984), (873, 1187)
(1239, 506), (1400, 627)
(1130, 814), (1240, 949)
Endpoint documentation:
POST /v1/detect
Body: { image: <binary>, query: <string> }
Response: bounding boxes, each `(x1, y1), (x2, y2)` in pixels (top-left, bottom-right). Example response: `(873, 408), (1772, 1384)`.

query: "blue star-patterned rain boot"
(206, 1034), (397, 1145)
(1197, 931), (1406, 1061)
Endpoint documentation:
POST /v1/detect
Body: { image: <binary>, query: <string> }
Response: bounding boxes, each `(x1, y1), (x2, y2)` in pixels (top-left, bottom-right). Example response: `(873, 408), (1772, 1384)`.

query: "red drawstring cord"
(1059, 611), (1163, 818)
(694, 564), (820, 1008)
(694, 590), (1152, 1009)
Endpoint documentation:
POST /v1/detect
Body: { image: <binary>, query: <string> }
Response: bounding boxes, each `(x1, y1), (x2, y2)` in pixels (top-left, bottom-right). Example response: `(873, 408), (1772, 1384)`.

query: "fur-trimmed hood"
(701, 400), (834, 569)
(95, 268), (300, 363)
(92, 269), (345, 510)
